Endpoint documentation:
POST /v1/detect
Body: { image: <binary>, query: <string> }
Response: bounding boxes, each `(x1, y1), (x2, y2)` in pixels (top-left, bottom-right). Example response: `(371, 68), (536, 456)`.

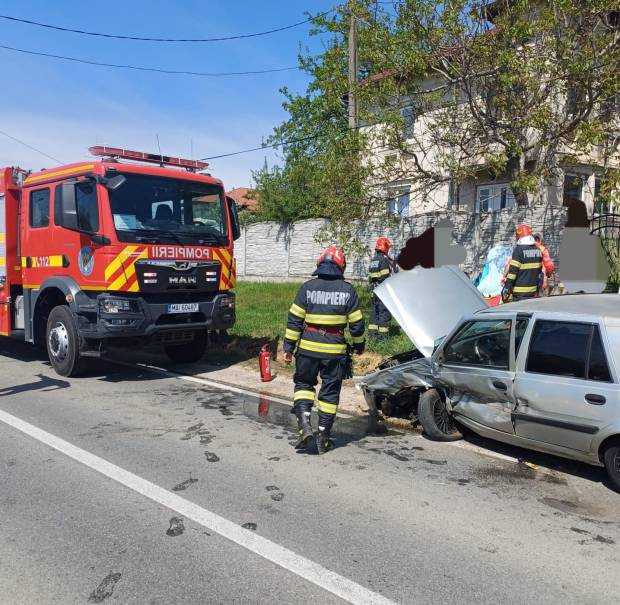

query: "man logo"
(78, 246), (95, 277)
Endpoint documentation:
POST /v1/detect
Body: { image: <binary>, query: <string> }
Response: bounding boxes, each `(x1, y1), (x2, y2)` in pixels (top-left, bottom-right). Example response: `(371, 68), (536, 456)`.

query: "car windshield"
(108, 173), (227, 245)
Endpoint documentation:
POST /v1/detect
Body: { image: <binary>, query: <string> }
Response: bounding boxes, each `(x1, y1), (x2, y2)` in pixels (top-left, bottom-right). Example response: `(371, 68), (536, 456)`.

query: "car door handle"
(492, 380), (508, 391)
(585, 394), (606, 405)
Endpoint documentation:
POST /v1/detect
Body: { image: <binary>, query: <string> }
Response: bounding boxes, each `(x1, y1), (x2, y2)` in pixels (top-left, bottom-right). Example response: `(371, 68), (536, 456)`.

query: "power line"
(0, 128), (64, 164)
(0, 9), (335, 43)
(200, 133), (322, 161)
(0, 43), (298, 77)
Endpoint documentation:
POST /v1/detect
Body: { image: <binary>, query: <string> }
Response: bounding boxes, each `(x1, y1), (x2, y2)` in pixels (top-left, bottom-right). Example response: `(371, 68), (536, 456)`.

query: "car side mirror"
(226, 196), (241, 241)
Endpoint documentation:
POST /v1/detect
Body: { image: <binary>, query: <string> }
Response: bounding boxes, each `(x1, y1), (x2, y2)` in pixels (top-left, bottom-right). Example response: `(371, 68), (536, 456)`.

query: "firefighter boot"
(315, 427), (334, 455)
(294, 410), (314, 450)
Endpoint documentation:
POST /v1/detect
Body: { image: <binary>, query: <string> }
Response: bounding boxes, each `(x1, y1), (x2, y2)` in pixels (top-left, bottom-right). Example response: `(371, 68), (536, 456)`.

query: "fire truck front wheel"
(46, 306), (85, 377)
(164, 330), (207, 364)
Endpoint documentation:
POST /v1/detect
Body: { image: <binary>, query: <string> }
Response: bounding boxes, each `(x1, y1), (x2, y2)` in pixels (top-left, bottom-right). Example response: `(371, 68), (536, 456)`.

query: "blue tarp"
(475, 244), (513, 297)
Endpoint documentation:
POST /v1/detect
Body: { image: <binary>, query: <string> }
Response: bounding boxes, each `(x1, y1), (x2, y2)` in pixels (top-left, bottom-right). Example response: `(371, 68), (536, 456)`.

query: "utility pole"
(348, 0), (358, 130)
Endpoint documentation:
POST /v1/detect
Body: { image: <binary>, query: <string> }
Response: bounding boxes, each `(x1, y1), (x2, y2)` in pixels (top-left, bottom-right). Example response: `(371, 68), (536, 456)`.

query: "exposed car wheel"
(165, 331), (207, 364)
(418, 388), (463, 441)
(603, 441), (620, 491)
(46, 305), (84, 377)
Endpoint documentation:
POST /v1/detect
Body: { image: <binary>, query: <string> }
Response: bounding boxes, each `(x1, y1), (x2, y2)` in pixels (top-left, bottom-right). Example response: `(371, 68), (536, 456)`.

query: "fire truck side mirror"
(226, 196), (241, 241)
(57, 182), (79, 231)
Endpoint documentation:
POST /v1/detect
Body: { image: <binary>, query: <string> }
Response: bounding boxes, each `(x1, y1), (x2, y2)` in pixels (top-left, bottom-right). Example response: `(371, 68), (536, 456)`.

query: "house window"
(594, 176), (609, 215)
(448, 181), (460, 209)
(476, 183), (515, 213)
(400, 106), (415, 139)
(563, 173), (584, 202)
(387, 190), (410, 217)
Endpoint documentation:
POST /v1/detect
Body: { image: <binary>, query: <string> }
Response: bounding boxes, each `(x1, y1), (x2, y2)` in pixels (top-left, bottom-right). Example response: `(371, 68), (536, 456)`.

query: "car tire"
(165, 331), (207, 364)
(603, 441), (620, 491)
(46, 305), (84, 377)
(418, 388), (463, 442)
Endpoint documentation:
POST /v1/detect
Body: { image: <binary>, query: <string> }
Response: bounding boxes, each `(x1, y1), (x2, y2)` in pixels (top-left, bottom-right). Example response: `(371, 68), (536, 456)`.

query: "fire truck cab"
(0, 146), (240, 376)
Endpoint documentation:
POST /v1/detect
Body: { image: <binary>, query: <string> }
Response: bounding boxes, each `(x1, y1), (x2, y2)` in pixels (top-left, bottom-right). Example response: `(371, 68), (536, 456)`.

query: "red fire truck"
(0, 146), (240, 376)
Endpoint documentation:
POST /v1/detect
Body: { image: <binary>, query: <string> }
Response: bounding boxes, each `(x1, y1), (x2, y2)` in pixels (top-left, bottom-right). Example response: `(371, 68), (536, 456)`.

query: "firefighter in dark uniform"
(502, 224), (543, 302)
(283, 246), (366, 454)
(368, 237), (394, 338)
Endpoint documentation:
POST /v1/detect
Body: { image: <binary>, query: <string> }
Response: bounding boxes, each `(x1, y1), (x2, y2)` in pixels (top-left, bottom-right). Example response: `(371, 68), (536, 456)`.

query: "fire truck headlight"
(218, 295), (235, 309)
(99, 297), (138, 314)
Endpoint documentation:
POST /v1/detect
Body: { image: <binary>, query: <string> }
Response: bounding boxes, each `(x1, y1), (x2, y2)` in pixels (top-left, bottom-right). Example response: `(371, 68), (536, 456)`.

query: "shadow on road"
(0, 373), (70, 397)
(459, 429), (612, 490)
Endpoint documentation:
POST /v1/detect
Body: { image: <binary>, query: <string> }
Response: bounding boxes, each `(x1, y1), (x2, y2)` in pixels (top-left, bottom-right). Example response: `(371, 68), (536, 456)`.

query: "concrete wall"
(235, 205), (567, 281)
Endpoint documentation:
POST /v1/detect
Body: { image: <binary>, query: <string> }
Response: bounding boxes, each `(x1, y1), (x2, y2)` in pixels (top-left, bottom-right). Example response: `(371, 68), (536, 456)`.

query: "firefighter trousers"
(293, 353), (346, 433)
(369, 292), (391, 334)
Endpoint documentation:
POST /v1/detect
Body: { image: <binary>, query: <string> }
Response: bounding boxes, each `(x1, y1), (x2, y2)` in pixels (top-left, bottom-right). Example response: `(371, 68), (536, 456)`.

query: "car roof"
(477, 294), (620, 324)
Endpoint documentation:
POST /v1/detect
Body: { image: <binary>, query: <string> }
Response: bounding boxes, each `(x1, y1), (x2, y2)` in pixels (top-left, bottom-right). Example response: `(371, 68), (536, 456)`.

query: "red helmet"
(317, 245), (346, 271)
(516, 223), (532, 238)
(375, 237), (392, 254)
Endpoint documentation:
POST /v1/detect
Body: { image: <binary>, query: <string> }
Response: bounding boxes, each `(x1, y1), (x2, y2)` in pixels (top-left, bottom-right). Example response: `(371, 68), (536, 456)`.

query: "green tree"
(255, 0), (619, 244)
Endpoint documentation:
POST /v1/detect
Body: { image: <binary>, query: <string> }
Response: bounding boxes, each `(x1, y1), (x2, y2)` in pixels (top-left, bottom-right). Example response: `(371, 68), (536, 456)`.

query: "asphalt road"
(0, 339), (618, 604)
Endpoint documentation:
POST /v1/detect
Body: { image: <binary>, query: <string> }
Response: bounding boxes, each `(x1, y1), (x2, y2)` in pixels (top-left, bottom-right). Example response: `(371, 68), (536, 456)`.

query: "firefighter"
(502, 224), (543, 302)
(368, 237), (394, 338)
(283, 246), (366, 454)
(534, 233), (556, 295)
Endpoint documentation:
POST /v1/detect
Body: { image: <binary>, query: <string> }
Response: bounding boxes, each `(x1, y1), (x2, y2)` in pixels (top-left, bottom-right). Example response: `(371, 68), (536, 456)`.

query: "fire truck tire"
(164, 330), (207, 364)
(46, 305), (84, 377)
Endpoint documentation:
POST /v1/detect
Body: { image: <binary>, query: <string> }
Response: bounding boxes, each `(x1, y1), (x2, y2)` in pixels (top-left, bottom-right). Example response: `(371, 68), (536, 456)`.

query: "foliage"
(254, 0), (619, 244)
(230, 280), (411, 359)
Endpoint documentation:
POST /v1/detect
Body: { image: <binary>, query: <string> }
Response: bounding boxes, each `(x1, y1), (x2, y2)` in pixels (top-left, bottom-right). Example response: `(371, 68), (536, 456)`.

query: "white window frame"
(476, 183), (516, 213)
(387, 186), (410, 217)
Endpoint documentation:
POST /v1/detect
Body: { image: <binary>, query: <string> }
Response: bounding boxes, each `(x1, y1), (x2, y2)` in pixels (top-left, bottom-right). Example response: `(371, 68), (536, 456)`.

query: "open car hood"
(375, 266), (488, 357)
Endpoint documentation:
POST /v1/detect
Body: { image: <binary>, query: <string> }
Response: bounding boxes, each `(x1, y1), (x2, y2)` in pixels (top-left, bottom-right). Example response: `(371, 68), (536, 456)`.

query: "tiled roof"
(227, 187), (259, 211)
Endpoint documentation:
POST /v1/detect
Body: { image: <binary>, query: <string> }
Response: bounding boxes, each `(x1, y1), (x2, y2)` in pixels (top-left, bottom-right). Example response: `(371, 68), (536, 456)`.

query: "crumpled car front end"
(356, 265), (487, 428)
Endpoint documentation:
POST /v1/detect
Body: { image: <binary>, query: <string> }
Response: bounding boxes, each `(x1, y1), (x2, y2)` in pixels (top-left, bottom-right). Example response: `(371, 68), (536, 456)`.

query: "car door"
(433, 314), (516, 433)
(513, 317), (618, 452)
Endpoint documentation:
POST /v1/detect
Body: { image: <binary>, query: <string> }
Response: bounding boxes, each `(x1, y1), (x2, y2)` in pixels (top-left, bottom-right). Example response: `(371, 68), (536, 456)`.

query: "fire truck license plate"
(167, 303), (199, 314)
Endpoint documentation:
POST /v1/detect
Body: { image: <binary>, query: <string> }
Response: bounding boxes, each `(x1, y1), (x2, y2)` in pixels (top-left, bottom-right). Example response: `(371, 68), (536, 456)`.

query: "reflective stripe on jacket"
(368, 251), (392, 284)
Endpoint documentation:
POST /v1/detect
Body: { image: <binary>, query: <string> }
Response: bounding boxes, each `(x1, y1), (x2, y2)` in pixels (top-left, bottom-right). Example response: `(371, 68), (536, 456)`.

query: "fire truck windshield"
(108, 173), (228, 245)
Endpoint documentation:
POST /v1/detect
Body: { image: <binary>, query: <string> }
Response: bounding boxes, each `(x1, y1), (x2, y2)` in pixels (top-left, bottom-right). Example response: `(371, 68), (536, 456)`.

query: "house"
(361, 1), (618, 224)
(226, 187), (259, 213)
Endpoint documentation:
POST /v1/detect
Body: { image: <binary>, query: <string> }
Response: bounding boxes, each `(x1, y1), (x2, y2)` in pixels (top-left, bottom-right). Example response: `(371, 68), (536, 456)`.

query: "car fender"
(593, 420), (620, 456)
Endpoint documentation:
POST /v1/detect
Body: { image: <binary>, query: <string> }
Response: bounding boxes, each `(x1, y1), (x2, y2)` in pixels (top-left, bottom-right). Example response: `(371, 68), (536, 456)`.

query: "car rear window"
(526, 320), (612, 382)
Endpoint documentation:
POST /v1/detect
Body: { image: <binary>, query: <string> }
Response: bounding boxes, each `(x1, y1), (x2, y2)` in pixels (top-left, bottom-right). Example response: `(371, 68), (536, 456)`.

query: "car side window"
(443, 319), (511, 369)
(526, 320), (593, 379)
(30, 188), (50, 228)
(588, 326), (612, 382)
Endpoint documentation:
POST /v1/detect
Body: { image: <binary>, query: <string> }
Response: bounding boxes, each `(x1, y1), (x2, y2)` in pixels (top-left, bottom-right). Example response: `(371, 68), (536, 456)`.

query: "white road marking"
(111, 359), (355, 418)
(115, 360), (532, 468)
(0, 408), (395, 605)
(450, 440), (519, 464)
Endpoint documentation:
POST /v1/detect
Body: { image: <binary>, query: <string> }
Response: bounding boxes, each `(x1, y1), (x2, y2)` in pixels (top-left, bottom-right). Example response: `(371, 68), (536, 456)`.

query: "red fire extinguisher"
(259, 344), (275, 382)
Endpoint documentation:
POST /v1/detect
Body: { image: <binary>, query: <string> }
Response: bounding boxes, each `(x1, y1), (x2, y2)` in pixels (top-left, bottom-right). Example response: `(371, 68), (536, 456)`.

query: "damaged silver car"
(357, 266), (620, 489)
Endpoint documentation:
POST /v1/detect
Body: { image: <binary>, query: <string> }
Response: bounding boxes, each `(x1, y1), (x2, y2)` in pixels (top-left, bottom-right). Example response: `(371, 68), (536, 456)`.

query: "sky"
(0, 0), (336, 189)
